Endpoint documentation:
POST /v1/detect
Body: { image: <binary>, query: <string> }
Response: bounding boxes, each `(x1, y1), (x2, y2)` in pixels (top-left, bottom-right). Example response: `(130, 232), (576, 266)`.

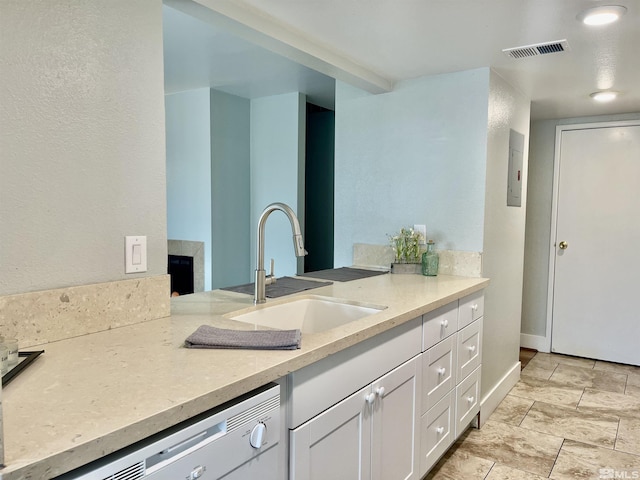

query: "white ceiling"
(163, 0), (640, 120)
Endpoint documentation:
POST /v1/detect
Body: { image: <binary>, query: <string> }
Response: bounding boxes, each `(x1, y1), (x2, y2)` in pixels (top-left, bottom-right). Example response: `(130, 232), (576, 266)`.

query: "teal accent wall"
(165, 88), (213, 290)
(211, 90), (251, 288)
(334, 69), (491, 266)
(250, 93), (306, 277)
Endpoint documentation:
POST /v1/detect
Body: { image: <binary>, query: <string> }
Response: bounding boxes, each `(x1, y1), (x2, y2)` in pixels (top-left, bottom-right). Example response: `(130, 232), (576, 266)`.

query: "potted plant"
(389, 227), (423, 274)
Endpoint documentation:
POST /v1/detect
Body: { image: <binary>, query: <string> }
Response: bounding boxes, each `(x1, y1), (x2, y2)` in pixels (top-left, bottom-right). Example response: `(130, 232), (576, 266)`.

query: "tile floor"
(426, 351), (640, 479)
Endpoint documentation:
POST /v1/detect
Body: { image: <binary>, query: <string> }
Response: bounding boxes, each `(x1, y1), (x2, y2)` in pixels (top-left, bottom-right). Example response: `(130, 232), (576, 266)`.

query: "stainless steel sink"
(226, 295), (387, 334)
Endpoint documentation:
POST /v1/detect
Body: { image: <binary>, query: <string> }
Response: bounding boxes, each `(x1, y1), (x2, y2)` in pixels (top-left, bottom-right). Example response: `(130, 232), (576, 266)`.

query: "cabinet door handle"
(437, 367), (446, 376)
(467, 396), (475, 404)
(471, 304), (478, 312)
(440, 319), (448, 328)
(365, 393), (376, 405)
(375, 387), (386, 398)
(436, 426), (444, 435)
(468, 345), (476, 353)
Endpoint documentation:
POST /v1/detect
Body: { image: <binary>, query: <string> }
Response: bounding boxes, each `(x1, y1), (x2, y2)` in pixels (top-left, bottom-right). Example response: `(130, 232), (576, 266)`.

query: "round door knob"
(436, 426), (444, 435)
(250, 423), (266, 449)
(365, 393), (376, 405)
(437, 367), (446, 376)
(375, 386), (386, 398)
(468, 345), (476, 353)
(559, 241), (568, 250)
(441, 319), (448, 327)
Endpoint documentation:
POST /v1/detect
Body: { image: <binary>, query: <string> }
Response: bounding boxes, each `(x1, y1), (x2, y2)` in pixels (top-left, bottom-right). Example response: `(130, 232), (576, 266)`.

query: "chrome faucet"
(255, 202), (307, 304)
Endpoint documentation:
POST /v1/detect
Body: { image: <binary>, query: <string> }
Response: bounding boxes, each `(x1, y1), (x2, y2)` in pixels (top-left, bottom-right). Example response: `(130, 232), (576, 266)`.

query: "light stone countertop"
(0, 273), (488, 479)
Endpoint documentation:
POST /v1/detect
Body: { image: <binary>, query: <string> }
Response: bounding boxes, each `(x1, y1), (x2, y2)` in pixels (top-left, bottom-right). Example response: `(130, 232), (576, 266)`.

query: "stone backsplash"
(353, 243), (483, 277)
(0, 275), (170, 349)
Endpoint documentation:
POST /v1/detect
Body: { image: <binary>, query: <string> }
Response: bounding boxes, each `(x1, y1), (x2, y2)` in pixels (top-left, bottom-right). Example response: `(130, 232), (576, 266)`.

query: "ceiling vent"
(503, 39), (570, 59)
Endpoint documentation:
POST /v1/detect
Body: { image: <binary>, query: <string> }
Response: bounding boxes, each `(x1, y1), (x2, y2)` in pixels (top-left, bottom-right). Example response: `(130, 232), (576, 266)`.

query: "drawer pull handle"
(365, 393), (376, 405)
(440, 319), (448, 328)
(375, 387), (386, 398)
(437, 367), (446, 376)
(467, 396), (475, 404)
(468, 345), (476, 353)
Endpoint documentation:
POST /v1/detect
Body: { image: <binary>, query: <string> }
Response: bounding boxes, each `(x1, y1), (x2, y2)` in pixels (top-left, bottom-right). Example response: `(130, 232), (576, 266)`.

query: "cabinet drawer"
(456, 319), (482, 383)
(419, 391), (455, 476)
(458, 291), (484, 329)
(422, 302), (458, 351)
(288, 317), (422, 428)
(455, 366), (481, 438)
(422, 334), (457, 414)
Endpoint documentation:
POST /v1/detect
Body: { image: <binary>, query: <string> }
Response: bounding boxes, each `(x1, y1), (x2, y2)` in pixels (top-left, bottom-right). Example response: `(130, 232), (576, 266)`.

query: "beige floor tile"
(626, 384), (640, 396)
(626, 373), (640, 396)
(487, 464), (548, 480)
(551, 439), (640, 480)
(509, 375), (585, 408)
(530, 352), (596, 369)
(594, 360), (640, 376)
(490, 394), (534, 426)
(579, 388), (640, 419)
(550, 363), (627, 394)
(425, 448), (494, 479)
(616, 416), (640, 456)
(520, 401), (618, 448)
(455, 420), (563, 477)
(521, 362), (556, 381)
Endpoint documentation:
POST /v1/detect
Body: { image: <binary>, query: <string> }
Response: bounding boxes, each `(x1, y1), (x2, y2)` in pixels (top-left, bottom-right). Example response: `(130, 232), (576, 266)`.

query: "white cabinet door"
(371, 357), (420, 480)
(290, 385), (372, 480)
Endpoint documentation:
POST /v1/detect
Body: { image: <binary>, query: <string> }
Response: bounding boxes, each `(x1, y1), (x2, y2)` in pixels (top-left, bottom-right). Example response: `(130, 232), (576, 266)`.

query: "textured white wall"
(334, 70), (490, 266)
(481, 70), (530, 407)
(165, 89), (212, 291)
(0, 1), (167, 295)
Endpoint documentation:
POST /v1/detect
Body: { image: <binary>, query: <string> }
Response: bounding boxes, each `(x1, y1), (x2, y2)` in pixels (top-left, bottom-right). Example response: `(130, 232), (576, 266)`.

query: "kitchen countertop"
(0, 273), (488, 479)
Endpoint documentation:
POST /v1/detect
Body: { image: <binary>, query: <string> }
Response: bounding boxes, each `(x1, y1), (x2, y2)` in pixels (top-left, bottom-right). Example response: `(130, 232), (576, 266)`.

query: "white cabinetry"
(419, 292), (484, 476)
(290, 357), (419, 480)
(288, 319), (422, 480)
(286, 289), (485, 480)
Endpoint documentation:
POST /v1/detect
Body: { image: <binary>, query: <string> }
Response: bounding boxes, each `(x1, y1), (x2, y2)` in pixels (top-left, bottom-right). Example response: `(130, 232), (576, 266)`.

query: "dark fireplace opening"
(168, 254), (194, 296)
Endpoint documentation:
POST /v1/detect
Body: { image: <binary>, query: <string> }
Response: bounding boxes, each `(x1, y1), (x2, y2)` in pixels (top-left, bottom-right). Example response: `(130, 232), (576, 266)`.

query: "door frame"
(545, 119), (640, 353)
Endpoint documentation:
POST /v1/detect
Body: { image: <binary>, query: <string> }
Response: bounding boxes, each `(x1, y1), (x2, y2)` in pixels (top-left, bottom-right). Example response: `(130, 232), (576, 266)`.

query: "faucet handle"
(266, 258), (276, 285)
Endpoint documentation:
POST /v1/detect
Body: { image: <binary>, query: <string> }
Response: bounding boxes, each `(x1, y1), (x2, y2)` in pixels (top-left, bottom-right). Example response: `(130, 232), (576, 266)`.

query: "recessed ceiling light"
(577, 5), (627, 25)
(590, 91), (619, 102)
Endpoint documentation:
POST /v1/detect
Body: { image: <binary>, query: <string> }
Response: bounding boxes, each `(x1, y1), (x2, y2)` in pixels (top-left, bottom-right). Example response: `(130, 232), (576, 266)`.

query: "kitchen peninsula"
(1, 273), (487, 479)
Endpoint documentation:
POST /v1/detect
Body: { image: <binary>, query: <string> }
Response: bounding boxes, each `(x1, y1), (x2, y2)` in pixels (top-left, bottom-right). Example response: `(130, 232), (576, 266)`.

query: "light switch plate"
(414, 224), (427, 244)
(125, 236), (147, 273)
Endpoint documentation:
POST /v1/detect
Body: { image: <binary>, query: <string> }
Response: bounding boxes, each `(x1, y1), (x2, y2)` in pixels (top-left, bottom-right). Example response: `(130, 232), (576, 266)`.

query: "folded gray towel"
(184, 325), (301, 350)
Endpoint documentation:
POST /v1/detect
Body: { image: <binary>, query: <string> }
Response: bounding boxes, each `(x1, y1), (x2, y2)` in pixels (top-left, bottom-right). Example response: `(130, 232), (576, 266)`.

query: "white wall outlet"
(125, 236), (147, 273)
(413, 224), (427, 244)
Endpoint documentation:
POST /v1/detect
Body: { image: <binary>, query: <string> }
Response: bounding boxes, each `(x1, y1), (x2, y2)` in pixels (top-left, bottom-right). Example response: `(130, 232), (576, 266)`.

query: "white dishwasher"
(59, 383), (280, 480)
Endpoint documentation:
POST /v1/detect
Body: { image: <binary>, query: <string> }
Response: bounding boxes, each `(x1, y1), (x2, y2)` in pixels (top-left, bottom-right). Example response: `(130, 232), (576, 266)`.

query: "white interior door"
(551, 123), (640, 365)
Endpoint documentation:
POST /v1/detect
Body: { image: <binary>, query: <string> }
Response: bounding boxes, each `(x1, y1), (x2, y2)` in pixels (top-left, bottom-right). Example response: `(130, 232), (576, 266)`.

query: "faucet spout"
(255, 202), (307, 304)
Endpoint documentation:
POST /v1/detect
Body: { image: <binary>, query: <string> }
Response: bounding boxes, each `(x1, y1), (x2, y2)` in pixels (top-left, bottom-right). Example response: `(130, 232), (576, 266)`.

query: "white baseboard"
(520, 333), (550, 352)
(479, 362), (521, 427)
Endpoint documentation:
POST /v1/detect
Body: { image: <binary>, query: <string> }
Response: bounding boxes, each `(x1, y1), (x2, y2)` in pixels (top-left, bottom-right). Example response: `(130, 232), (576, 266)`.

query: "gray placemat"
(185, 324), (301, 350)
(221, 276), (332, 298)
(300, 267), (389, 282)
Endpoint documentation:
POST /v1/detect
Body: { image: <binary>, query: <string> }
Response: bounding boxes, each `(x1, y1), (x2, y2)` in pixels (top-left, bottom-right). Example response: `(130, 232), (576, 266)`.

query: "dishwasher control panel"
(59, 384), (281, 480)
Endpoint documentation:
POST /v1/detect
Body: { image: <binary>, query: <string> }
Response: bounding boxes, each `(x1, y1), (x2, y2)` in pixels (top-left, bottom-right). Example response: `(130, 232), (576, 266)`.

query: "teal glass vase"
(421, 240), (439, 276)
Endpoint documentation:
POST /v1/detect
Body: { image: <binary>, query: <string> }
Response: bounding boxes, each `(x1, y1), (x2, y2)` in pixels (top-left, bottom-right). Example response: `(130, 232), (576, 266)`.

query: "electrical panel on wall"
(507, 129), (525, 207)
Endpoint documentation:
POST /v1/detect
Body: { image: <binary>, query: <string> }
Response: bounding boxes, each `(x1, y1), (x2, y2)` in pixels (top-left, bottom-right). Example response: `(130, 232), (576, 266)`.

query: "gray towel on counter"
(185, 325), (301, 350)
